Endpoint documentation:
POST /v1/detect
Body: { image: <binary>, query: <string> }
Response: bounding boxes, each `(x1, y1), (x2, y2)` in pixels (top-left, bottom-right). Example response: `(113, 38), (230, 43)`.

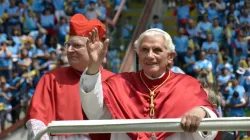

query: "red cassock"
(27, 67), (114, 140)
(102, 69), (217, 140)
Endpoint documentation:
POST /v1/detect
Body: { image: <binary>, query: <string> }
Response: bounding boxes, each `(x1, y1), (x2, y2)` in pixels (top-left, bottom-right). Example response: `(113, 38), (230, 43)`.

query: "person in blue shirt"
(233, 48), (246, 70)
(218, 67), (235, 92)
(8, 70), (24, 123)
(5, 0), (20, 23)
(31, 0), (44, 14)
(225, 3), (240, 20)
(211, 18), (223, 46)
(23, 10), (38, 33)
(173, 27), (189, 65)
(194, 51), (214, 84)
(110, 54), (121, 73)
(225, 14), (237, 60)
(216, 56), (233, 74)
(97, 0), (107, 22)
(206, 48), (218, 74)
(194, 51), (213, 71)
(215, 0), (226, 25)
(39, 51), (57, 71)
(186, 19), (199, 44)
(52, 0), (65, 21)
(46, 35), (60, 54)
(175, 0), (194, 27)
(85, 0), (99, 20)
(242, 73), (250, 95)
(58, 17), (69, 45)
(31, 37), (47, 67)
(183, 47), (196, 77)
(65, 4), (75, 17)
(197, 13), (212, 45)
(9, 70), (23, 97)
(226, 79), (246, 101)
(18, 1), (29, 18)
(239, 8), (250, 24)
(17, 48), (32, 75)
(122, 16), (134, 40)
(0, 41), (12, 81)
(0, 27), (7, 44)
(4, 0), (22, 36)
(0, 86), (10, 131)
(40, 8), (56, 29)
(148, 15), (163, 30)
(11, 27), (22, 46)
(6, 36), (19, 64)
(197, 0), (206, 18)
(0, 0), (8, 20)
(226, 91), (248, 138)
(28, 28), (47, 44)
(201, 33), (219, 52)
(227, 91), (246, 117)
(0, 76), (17, 124)
(75, 0), (88, 15)
(233, 30), (249, 58)
(207, 2), (218, 21)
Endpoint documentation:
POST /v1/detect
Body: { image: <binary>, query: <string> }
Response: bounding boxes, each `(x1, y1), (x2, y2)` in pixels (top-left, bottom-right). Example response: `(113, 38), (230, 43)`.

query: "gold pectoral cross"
(139, 71), (171, 140)
(149, 92), (157, 140)
(149, 91), (155, 118)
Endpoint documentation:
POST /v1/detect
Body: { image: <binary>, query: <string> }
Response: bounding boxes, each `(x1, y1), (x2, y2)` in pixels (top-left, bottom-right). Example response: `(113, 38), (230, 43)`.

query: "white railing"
(34, 117), (250, 140)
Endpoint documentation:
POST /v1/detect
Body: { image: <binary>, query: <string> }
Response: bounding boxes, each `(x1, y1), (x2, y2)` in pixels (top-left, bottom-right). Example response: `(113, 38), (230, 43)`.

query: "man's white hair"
(134, 28), (175, 53)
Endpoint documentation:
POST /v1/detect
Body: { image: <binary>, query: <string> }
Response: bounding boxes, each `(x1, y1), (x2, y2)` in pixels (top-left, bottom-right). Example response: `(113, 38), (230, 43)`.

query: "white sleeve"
(79, 69), (112, 120)
(26, 119), (50, 140)
(192, 106), (218, 140)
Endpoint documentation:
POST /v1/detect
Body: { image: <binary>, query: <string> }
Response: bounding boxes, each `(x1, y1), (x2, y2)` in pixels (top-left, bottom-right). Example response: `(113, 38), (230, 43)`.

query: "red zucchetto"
(69, 14), (105, 40)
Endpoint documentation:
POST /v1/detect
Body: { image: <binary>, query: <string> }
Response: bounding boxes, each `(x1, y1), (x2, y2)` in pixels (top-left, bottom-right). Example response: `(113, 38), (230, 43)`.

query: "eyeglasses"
(64, 42), (86, 49)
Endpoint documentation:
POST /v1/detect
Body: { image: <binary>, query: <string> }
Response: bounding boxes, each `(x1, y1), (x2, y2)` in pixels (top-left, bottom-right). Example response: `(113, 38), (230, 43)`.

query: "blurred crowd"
(0, 0), (135, 132)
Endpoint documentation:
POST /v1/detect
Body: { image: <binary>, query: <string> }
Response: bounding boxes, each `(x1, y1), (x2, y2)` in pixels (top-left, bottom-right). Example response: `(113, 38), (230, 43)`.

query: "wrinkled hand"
(181, 107), (206, 133)
(86, 28), (109, 74)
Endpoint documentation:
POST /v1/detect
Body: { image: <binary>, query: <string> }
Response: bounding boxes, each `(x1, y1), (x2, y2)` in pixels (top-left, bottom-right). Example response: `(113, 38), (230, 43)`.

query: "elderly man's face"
(138, 35), (174, 77)
(66, 36), (89, 71)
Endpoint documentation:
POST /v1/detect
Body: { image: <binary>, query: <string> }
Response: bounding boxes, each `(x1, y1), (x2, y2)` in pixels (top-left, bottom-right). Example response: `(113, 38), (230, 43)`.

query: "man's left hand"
(181, 107), (206, 133)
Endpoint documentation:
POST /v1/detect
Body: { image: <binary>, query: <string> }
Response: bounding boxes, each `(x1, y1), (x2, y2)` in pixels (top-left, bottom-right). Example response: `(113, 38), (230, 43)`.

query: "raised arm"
(79, 28), (111, 120)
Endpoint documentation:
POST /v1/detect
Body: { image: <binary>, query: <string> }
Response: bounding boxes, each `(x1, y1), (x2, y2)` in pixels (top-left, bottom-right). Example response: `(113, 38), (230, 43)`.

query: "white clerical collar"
(144, 71), (166, 80)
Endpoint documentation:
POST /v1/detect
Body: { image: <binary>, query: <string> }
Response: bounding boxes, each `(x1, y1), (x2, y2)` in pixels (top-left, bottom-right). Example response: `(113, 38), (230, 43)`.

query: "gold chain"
(140, 71), (170, 118)
(140, 71), (171, 139)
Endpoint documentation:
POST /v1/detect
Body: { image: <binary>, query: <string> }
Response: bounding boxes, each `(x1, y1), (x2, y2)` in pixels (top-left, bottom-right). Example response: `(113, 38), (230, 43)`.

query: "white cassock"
(79, 70), (218, 140)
